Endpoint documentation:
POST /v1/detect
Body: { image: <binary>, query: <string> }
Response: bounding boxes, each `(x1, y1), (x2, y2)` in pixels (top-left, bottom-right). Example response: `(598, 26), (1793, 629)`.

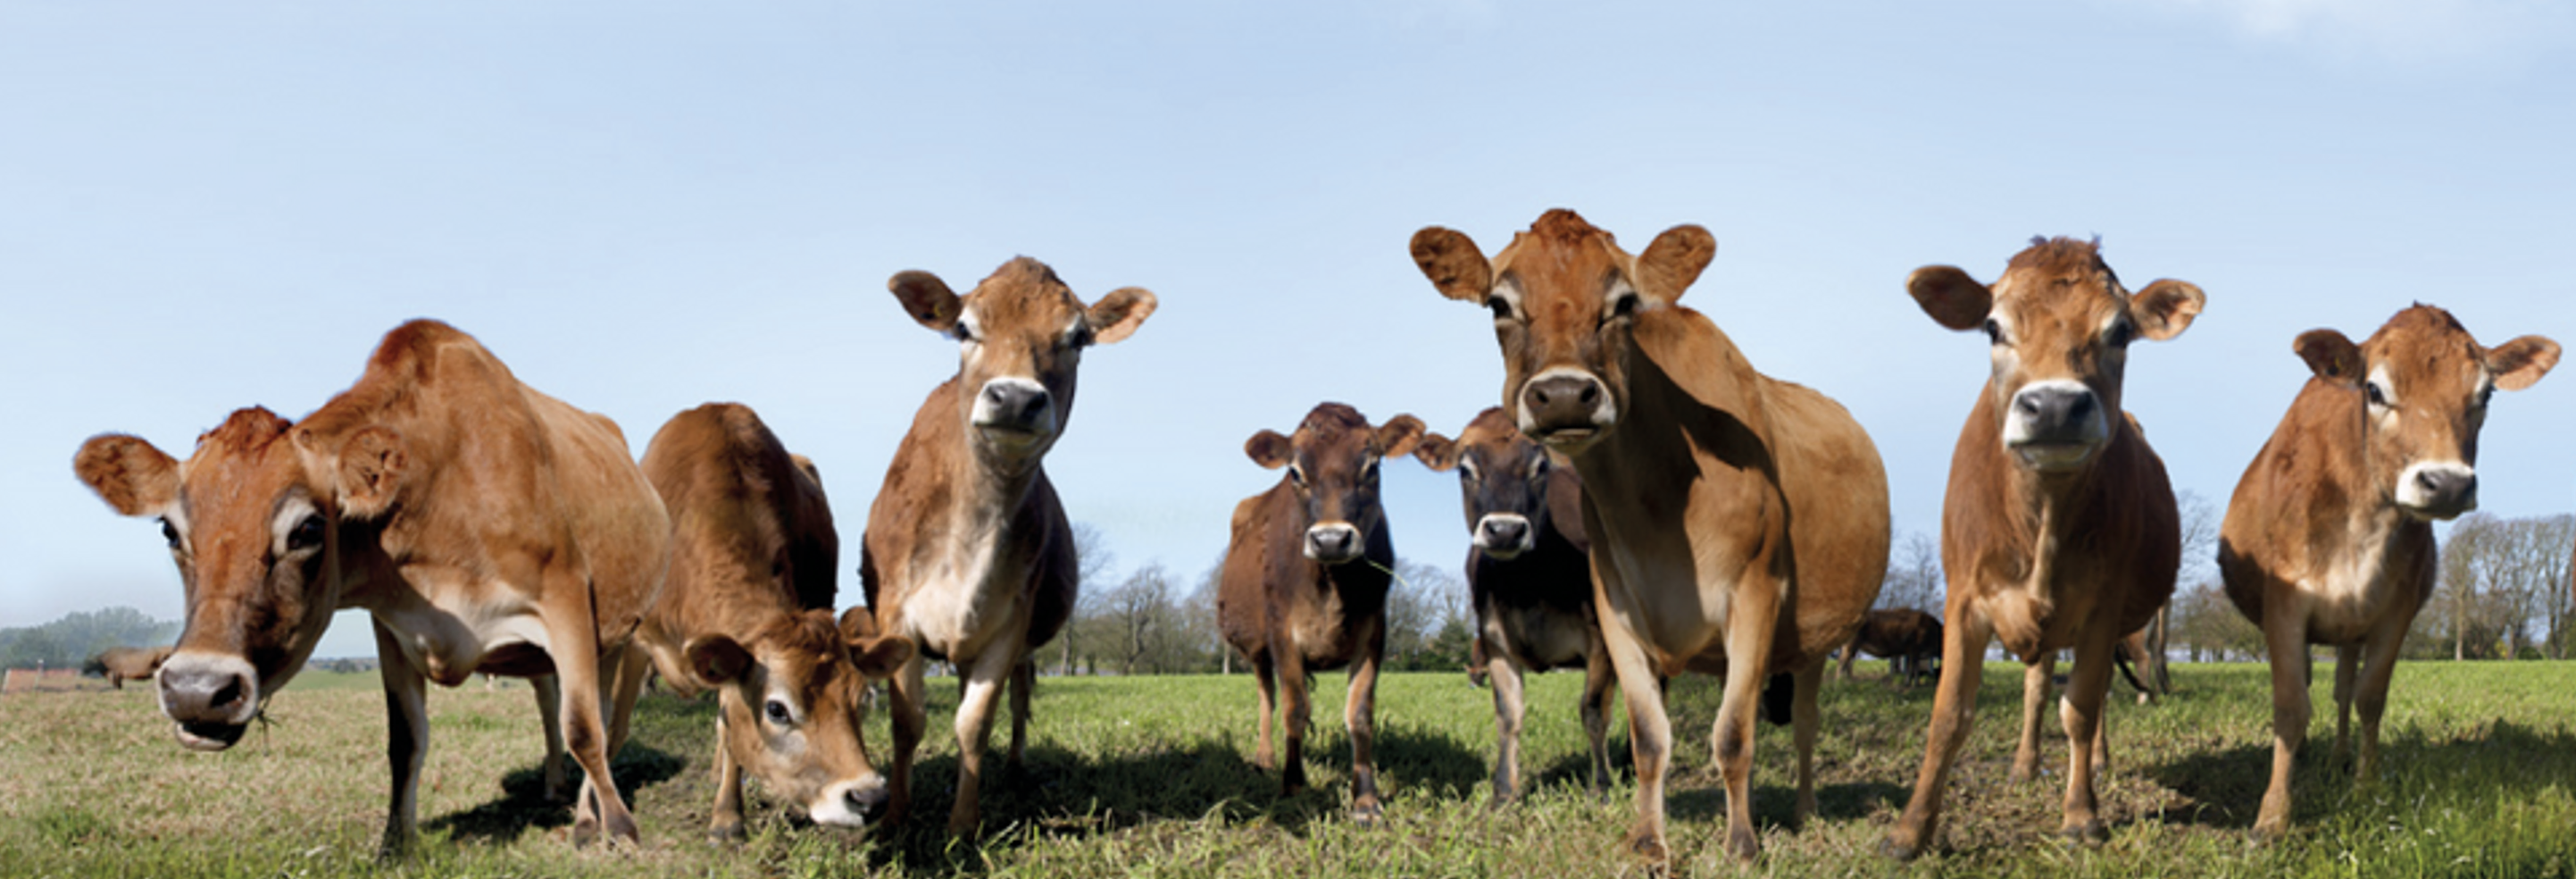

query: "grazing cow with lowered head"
(71, 320), (671, 853)
(1839, 608), (1942, 687)
(2218, 306), (2555, 841)
(1218, 403), (1423, 821)
(1413, 406), (1615, 800)
(86, 645), (173, 691)
(1884, 238), (2202, 859)
(1412, 209), (1889, 863)
(863, 257), (1155, 834)
(632, 403), (914, 839)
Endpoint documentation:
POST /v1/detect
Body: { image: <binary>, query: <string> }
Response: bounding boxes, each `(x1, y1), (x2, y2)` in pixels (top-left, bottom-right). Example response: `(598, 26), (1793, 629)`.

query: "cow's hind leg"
(531, 674), (570, 804)
(2330, 642), (2359, 774)
(1790, 658), (1824, 829)
(1251, 650), (1279, 773)
(1578, 632), (1616, 799)
(1005, 657), (1035, 775)
(2013, 653), (2053, 782)
(882, 651), (928, 829)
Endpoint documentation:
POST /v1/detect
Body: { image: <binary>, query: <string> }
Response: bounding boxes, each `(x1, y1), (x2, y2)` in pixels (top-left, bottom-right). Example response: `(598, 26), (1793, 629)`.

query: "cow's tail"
(2113, 646), (2152, 698)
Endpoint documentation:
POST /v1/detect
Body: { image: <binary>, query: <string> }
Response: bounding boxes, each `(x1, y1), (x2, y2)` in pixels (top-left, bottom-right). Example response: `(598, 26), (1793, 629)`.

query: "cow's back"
(1218, 488), (1289, 656)
(1758, 375), (1891, 667)
(524, 386), (671, 640)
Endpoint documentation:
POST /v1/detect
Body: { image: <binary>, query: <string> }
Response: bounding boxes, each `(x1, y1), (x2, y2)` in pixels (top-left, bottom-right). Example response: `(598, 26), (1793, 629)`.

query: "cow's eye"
(2364, 381), (2388, 408)
(1608, 292), (1639, 322)
(1287, 465), (1307, 489)
(288, 515), (326, 552)
(1486, 297), (1513, 321)
(1361, 457), (1380, 483)
(1982, 318), (2006, 346)
(2105, 320), (2135, 348)
(765, 699), (793, 725)
(160, 519), (181, 549)
(1530, 456), (1549, 478)
(2476, 385), (2494, 409)
(1457, 459), (1479, 482)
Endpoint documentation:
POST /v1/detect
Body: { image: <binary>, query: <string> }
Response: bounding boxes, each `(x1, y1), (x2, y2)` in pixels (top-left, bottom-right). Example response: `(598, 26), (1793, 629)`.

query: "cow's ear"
(1410, 226), (1492, 303)
(2294, 330), (2363, 389)
(687, 635), (754, 685)
(1375, 414), (1427, 460)
(1636, 224), (1716, 306)
(1245, 430), (1293, 469)
(1085, 287), (1157, 346)
(2130, 279), (2206, 342)
(2485, 335), (2560, 391)
(1907, 265), (1992, 332)
(888, 270), (963, 334)
(316, 426), (409, 520)
(837, 606), (880, 641)
(850, 632), (915, 679)
(73, 434), (181, 517)
(1412, 432), (1460, 472)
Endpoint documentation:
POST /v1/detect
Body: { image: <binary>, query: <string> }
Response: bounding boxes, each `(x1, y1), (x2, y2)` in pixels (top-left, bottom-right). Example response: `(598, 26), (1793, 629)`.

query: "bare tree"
(1876, 531), (1943, 615)
(1387, 558), (1464, 671)
(1103, 565), (1176, 674)
(1061, 522), (1116, 674)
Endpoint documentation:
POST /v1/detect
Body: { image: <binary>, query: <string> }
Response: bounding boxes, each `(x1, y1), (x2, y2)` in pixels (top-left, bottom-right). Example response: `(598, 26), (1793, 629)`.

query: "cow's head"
(889, 257), (1155, 474)
(1413, 406), (1566, 561)
(1246, 404), (1424, 565)
(2292, 306), (2556, 520)
(1910, 237), (2203, 473)
(1413, 209), (1714, 456)
(686, 607), (913, 830)
(74, 407), (354, 751)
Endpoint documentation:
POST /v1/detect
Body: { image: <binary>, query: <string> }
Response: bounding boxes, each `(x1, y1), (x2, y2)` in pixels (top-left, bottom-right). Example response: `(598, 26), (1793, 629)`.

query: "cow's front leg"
(551, 609), (638, 848)
(2013, 653), (2054, 782)
(371, 618), (429, 859)
(1485, 637), (1528, 802)
(946, 648), (1019, 836)
(1884, 599), (1993, 861)
(2058, 632), (2117, 845)
(1711, 581), (1779, 861)
(1345, 622), (1385, 823)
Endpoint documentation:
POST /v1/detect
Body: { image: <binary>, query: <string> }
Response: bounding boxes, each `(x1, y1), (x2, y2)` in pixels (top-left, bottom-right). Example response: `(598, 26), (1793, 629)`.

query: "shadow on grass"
(2147, 715), (2576, 833)
(421, 741), (688, 845)
(859, 724), (1487, 877)
(1664, 776), (1911, 830)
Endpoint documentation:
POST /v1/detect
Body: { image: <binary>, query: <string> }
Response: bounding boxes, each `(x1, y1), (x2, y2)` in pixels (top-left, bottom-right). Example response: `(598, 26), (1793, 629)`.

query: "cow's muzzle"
(158, 652), (260, 751)
(1473, 514), (1535, 560)
(1518, 370), (1613, 449)
(1305, 522), (1363, 564)
(2004, 381), (2106, 471)
(2396, 461), (2477, 520)
(971, 378), (1057, 444)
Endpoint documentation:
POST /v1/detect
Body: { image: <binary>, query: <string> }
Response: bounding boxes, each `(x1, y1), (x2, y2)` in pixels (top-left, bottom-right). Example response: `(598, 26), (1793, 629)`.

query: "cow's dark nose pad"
(1521, 374), (1607, 433)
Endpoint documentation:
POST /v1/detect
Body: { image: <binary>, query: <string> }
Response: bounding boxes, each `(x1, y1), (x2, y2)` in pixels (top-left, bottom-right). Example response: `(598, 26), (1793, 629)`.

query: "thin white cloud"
(2129, 0), (2573, 66)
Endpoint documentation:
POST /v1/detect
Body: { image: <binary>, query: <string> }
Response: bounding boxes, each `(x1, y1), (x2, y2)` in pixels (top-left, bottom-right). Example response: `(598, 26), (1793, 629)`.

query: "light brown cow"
(862, 256), (1155, 834)
(87, 645), (173, 690)
(2217, 306), (2556, 841)
(1838, 608), (1941, 686)
(1217, 403), (1424, 821)
(71, 320), (671, 853)
(631, 402), (914, 839)
(1413, 209), (1890, 863)
(1413, 406), (1615, 800)
(1884, 238), (2201, 859)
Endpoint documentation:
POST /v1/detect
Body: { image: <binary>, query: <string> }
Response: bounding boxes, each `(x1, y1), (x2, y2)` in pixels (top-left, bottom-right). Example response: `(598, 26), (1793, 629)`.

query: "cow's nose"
(1521, 373), (1608, 435)
(848, 783), (888, 819)
(159, 657), (254, 726)
(2007, 381), (2102, 447)
(973, 379), (1055, 434)
(1305, 523), (1361, 562)
(1476, 515), (1532, 557)
(2412, 467), (2477, 513)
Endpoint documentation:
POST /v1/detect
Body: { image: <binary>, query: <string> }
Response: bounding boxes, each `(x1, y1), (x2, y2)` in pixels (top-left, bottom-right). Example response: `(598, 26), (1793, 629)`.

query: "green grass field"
(2, 660), (2569, 878)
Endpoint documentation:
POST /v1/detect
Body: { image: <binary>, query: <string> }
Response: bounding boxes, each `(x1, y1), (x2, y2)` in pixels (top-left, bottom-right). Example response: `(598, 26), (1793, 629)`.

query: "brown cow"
(71, 320), (671, 853)
(2217, 306), (2556, 841)
(631, 403), (914, 839)
(1884, 238), (2202, 859)
(1218, 403), (1424, 821)
(1413, 406), (1615, 800)
(862, 257), (1155, 834)
(1412, 210), (1890, 863)
(1838, 608), (1942, 686)
(87, 645), (172, 690)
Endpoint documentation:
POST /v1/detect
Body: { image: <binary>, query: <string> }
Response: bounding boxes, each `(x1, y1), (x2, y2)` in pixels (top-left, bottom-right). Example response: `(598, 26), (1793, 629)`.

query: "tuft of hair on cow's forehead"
(2366, 304), (2480, 361)
(2003, 236), (2122, 291)
(965, 256), (1084, 321)
(184, 407), (302, 498)
(1499, 209), (1630, 282)
(754, 610), (859, 698)
(1296, 403), (1372, 442)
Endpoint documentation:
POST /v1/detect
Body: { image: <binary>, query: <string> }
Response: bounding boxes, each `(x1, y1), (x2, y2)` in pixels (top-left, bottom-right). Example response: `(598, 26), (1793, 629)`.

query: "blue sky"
(4, 1), (2569, 661)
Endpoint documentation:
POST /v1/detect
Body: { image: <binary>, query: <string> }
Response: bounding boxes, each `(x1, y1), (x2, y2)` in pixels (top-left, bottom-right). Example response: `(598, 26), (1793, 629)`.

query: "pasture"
(2, 661), (2568, 878)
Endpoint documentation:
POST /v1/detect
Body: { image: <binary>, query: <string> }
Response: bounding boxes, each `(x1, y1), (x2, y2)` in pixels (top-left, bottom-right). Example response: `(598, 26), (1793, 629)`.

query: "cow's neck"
(1570, 337), (1763, 536)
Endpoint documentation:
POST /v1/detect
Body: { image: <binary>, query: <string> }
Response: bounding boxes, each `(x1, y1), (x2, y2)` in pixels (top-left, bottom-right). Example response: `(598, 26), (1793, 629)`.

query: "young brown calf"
(1218, 404), (1424, 821)
(2218, 306), (2555, 841)
(1415, 406), (1615, 800)
(632, 403), (913, 839)
(1885, 238), (2202, 859)
(862, 257), (1155, 835)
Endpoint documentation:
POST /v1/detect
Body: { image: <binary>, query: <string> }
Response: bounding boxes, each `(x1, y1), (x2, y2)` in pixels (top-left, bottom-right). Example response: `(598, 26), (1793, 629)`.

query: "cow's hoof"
(1726, 825), (1761, 861)
(1351, 802), (1383, 825)
(706, 822), (746, 845)
(1880, 835), (1924, 862)
(2060, 821), (2107, 847)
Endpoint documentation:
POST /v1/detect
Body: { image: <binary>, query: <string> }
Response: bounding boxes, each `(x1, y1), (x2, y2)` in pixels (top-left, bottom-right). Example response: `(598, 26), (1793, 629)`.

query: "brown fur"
(88, 645), (173, 690)
(1412, 210), (1890, 864)
(71, 320), (671, 854)
(1217, 403), (1424, 821)
(1414, 407), (1614, 800)
(1886, 239), (2200, 859)
(2216, 305), (2556, 841)
(862, 256), (1155, 835)
(1838, 609), (1942, 686)
(633, 402), (913, 839)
